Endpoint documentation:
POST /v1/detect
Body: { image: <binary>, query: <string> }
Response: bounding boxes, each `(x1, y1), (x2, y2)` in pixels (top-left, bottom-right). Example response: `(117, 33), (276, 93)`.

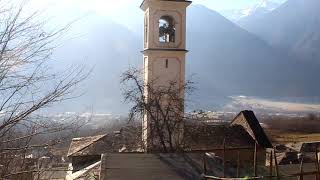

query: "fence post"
(254, 142), (258, 177)
(223, 139), (226, 178)
(273, 149), (279, 180)
(316, 146), (320, 180)
(100, 154), (107, 180)
(299, 156), (304, 180)
(269, 150), (273, 180)
(237, 151), (240, 178)
(203, 152), (207, 180)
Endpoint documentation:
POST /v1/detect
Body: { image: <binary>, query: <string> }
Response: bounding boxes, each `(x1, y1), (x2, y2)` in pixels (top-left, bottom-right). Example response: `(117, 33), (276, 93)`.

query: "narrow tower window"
(165, 59), (169, 68)
(144, 16), (148, 43)
(159, 16), (175, 43)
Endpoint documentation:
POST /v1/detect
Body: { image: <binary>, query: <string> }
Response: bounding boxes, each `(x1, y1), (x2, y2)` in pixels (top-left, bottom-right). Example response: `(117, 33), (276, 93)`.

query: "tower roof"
(140, 0), (192, 10)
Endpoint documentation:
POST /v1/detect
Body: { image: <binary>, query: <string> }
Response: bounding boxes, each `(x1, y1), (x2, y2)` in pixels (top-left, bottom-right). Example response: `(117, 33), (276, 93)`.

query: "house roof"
(140, 0), (192, 10)
(231, 110), (273, 148)
(100, 153), (205, 180)
(67, 111), (270, 158)
(184, 124), (255, 150)
(67, 126), (142, 157)
(286, 142), (320, 153)
(67, 134), (108, 157)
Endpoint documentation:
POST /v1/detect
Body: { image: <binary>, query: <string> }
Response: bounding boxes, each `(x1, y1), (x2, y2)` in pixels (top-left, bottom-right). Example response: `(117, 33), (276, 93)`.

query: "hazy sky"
(27, 0), (286, 12)
(28, 0), (287, 12)
(195, 0), (286, 10)
(196, 0), (267, 10)
(22, 0), (286, 30)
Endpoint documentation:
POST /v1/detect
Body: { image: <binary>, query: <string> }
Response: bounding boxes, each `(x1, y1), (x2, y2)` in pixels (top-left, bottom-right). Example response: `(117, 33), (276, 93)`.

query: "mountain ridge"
(239, 0), (320, 63)
(49, 4), (320, 113)
(220, 0), (281, 22)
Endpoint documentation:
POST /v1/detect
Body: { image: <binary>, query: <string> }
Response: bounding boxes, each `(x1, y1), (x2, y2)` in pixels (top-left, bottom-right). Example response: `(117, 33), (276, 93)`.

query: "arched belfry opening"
(159, 15), (175, 43)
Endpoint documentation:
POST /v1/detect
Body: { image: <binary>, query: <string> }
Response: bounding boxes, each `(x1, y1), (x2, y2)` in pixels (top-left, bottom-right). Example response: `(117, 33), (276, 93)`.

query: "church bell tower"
(140, 0), (191, 151)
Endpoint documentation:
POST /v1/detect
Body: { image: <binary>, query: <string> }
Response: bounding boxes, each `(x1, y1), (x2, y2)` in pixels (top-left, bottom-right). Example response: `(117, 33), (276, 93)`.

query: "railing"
(202, 142), (320, 180)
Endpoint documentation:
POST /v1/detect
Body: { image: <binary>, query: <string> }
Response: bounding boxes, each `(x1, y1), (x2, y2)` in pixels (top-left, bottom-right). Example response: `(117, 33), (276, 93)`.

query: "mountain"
(221, 0), (280, 22)
(186, 5), (320, 110)
(51, 14), (141, 113)
(239, 0), (320, 62)
(49, 5), (320, 113)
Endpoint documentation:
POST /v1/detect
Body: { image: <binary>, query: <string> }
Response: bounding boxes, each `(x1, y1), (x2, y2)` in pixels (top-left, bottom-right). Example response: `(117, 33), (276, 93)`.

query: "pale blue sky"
(195, 0), (262, 10)
(194, 0), (286, 10)
(199, 0), (286, 11)
(22, 0), (286, 32)
(28, 0), (286, 13)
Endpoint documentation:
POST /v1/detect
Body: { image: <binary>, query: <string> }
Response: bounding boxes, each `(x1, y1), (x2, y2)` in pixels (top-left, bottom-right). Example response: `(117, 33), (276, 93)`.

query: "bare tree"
(121, 67), (194, 153)
(0, 1), (88, 179)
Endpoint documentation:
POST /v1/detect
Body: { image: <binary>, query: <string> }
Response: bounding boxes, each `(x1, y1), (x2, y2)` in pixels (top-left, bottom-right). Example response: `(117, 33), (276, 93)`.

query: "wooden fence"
(202, 143), (320, 180)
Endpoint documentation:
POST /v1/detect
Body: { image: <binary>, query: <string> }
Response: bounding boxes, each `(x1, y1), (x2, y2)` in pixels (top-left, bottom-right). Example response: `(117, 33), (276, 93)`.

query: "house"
(265, 142), (320, 180)
(290, 141), (320, 154)
(66, 126), (142, 179)
(230, 110), (273, 149)
(98, 110), (273, 179)
(185, 110), (272, 164)
(267, 141), (320, 166)
(66, 134), (109, 180)
(65, 110), (272, 179)
(67, 134), (108, 173)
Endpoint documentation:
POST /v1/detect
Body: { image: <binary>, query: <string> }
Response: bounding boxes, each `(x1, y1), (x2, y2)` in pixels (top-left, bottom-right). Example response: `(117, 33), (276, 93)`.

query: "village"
(12, 110), (320, 179)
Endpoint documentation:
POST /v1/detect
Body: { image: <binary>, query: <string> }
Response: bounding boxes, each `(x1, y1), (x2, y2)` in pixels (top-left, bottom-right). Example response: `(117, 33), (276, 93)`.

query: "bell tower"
(140, 0), (191, 151)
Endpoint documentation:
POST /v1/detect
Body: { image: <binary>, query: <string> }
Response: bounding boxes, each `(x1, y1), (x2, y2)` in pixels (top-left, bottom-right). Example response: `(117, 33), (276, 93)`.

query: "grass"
(265, 128), (320, 144)
(261, 117), (320, 144)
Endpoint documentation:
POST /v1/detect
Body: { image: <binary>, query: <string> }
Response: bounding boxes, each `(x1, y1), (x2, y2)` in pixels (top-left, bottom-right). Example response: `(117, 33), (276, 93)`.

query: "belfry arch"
(159, 15), (176, 43)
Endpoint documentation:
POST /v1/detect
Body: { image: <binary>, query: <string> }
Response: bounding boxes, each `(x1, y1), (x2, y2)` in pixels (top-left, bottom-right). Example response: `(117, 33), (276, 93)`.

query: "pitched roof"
(184, 124), (255, 150)
(67, 134), (107, 157)
(231, 110), (272, 148)
(67, 126), (142, 157)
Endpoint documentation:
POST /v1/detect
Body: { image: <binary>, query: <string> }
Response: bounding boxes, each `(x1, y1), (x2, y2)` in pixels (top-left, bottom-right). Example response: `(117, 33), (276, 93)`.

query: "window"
(144, 16), (148, 44)
(159, 16), (175, 43)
